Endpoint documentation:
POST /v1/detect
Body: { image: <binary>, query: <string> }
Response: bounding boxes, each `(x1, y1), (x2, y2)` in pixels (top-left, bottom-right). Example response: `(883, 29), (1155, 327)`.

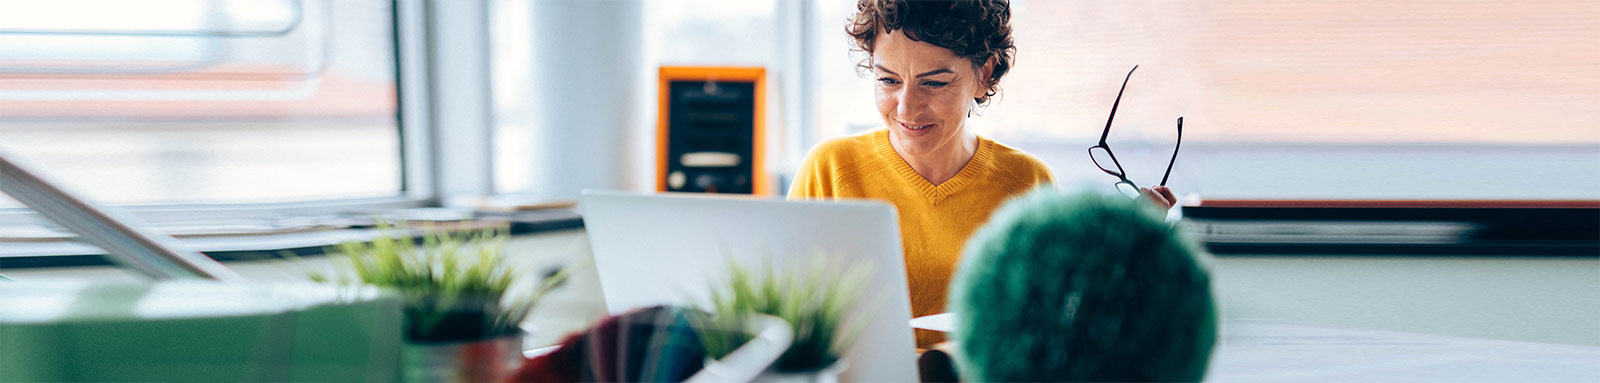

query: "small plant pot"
(752, 360), (850, 383)
(400, 333), (524, 383)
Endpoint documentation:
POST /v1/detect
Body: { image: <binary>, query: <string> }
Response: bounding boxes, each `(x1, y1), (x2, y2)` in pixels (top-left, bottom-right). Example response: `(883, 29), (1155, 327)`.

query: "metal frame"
(774, 0), (816, 192)
(0, 0), (495, 241)
(397, 0), (438, 201)
(0, 151), (243, 280)
(418, 0), (494, 199)
(0, 0), (306, 37)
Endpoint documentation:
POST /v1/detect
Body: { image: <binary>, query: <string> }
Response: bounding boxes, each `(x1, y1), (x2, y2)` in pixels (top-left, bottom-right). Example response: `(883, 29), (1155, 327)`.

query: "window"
(0, 0), (403, 207)
(807, 0), (1600, 201)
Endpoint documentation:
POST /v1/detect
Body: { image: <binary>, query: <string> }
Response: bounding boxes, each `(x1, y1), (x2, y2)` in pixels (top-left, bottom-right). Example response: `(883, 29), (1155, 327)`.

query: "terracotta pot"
(400, 334), (524, 383)
(752, 360), (849, 383)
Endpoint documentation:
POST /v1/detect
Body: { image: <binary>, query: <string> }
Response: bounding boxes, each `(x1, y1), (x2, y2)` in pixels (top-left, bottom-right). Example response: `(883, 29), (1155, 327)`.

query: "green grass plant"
(312, 223), (566, 343)
(696, 256), (872, 372)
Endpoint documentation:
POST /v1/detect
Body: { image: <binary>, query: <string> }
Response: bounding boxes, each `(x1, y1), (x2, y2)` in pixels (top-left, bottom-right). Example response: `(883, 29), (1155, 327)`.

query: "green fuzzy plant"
(311, 223), (567, 344)
(949, 187), (1216, 382)
(695, 256), (873, 372)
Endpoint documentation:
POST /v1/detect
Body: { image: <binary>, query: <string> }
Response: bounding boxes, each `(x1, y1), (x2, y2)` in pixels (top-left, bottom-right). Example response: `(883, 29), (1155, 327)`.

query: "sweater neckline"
(871, 129), (994, 201)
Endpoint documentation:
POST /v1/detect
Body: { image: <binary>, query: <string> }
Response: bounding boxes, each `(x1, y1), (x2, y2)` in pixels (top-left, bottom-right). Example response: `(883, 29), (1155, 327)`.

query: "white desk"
(1210, 320), (1600, 382)
(914, 314), (1600, 382)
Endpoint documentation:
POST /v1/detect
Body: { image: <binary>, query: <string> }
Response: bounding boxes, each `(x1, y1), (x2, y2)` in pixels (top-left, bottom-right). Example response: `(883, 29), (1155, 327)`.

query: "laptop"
(579, 190), (918, 382)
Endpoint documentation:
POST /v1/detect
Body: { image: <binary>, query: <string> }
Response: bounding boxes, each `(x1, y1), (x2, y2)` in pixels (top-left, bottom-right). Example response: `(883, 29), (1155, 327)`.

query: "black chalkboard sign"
(657, 67), (767, 195)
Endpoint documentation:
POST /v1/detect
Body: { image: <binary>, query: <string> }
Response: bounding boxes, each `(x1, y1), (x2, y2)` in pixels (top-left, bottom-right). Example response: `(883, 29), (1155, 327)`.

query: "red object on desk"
(912, 314), (962, 382)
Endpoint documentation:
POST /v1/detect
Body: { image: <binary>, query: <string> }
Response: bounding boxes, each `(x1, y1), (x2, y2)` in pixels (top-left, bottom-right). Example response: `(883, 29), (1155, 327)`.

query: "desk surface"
(914, 314), (1600, 382)
(1209, 321), (1599, 382)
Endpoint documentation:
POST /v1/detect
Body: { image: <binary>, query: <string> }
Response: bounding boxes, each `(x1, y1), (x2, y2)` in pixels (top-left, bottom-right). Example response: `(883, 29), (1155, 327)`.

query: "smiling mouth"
(901, 122), (935, 131)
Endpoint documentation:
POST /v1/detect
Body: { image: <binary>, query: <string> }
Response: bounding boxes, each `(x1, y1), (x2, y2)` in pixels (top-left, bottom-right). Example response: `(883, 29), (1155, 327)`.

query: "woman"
(788, 0), (1176, 346)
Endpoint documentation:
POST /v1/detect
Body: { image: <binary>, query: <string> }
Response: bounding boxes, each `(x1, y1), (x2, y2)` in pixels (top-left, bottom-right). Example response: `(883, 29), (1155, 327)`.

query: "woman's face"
(872, 30), (991, 157)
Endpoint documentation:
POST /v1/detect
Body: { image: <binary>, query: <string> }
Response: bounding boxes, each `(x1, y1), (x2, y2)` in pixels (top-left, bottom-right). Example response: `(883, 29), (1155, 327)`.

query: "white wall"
(493, 0), (795, 199)
(1007, 141), (1600, 202)
(512, 0), (649, 200)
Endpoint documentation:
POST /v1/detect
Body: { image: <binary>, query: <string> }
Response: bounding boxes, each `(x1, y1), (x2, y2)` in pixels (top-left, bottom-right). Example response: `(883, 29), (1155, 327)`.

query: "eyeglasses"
(1088, 65), (1183, 199)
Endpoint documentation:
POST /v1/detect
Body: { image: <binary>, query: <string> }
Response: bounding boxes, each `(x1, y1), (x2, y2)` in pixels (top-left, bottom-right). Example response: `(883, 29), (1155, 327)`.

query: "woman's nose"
(896, 88), (920, 117)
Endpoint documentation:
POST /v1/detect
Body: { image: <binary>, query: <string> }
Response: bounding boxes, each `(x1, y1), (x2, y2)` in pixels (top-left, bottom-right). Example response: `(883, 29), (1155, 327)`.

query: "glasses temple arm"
(1160, 117), (1182, 186)
(1098, 65), (1138, 144)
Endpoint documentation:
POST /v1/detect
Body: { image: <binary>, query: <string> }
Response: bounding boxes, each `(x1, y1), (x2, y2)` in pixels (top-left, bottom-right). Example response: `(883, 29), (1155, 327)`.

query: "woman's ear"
(974, 56), (998, 99)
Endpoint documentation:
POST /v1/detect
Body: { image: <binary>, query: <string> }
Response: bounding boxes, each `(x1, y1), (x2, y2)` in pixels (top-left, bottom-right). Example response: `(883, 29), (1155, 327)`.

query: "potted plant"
(695, 257), (872, 383)
(311, 223), (566, 383)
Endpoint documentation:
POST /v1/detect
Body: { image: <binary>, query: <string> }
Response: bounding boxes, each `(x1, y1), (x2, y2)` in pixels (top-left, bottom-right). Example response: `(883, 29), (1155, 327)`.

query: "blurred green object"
(696, 257), (871, 373)
(0, 281), (402, 382)
(312, 223), (566, 344)
(949, 187), (1217, 382)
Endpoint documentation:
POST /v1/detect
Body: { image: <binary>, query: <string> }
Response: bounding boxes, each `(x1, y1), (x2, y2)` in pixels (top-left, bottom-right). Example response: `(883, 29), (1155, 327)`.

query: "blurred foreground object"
(950, 187), (1217, 382)
(0, 281), (401, 381)
(310, 223), (568, 382)
(312, 224), (567, 343)
(511, 306), (793, 383)
(578, 190), (919, 381)
(695, 257), (871, 379)
(0, 148), (239, 280)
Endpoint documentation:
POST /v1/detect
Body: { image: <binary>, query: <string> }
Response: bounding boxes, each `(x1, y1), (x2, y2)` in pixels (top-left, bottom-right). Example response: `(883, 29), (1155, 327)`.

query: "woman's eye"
(922, 81), (948, 87)
(877, 77), (900, 85)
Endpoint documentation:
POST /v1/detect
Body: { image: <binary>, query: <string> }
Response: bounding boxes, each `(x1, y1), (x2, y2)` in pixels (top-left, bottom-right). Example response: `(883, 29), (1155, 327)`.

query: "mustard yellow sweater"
(788, 129), (1054, 344)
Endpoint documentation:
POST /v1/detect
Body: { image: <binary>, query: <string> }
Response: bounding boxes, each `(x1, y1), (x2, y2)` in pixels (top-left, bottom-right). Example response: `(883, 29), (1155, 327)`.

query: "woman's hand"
(1140, 186), (1177, 211)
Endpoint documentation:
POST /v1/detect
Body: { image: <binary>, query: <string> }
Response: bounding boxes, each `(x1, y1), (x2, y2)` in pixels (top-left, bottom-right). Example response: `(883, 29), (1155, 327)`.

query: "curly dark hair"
(847, 0), (1015, 106)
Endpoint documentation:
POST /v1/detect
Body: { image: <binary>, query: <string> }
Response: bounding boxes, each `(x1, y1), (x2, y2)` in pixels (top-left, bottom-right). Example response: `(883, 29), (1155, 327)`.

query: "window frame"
(0, 0), (496, 231)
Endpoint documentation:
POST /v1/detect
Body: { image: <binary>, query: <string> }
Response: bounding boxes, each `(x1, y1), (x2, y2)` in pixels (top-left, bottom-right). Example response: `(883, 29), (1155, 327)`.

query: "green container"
(0, 281), (403, 382)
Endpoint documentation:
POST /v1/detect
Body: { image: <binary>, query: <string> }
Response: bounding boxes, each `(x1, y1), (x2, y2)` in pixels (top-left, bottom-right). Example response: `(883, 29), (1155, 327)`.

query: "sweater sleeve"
(787, 142), (832, 200)
(994, 146), (1057, 191)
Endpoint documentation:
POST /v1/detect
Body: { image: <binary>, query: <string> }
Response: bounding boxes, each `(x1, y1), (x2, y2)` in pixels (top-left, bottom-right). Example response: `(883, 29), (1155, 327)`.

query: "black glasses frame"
(1088, 65), (1183, 196)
